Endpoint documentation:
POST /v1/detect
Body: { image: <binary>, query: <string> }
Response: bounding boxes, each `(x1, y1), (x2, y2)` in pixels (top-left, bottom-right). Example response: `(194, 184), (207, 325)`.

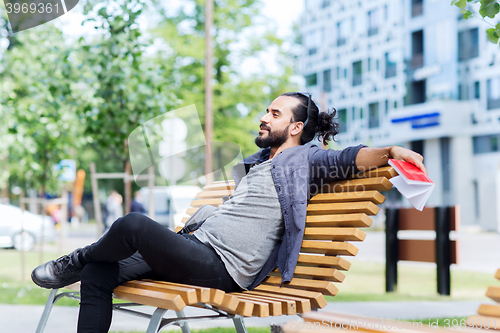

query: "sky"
(53, 0), (304, 41)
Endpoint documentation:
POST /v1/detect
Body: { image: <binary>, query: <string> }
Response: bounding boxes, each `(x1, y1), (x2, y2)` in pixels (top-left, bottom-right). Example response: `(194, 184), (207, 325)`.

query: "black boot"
(31, 248), (86, 289)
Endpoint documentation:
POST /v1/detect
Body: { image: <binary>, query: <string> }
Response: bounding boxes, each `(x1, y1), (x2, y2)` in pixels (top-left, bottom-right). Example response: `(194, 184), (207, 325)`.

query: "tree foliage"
(0, 0), (298, 196)
(452, 0), (500, 46)
(0, 25), (85, 193)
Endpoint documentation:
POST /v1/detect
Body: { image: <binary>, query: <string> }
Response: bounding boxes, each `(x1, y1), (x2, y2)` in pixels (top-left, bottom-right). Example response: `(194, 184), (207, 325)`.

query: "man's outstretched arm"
(355, 146), (427, 175)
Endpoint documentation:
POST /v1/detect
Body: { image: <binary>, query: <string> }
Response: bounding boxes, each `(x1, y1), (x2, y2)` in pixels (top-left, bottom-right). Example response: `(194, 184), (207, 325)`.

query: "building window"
(384, 5), (388, 20)
(473, 134), (500, 154)
(487, 77), (500, 110)
(368, 9), (379, 36)
(368, 102), (380, 128)
(367, 57), (371, 72)
(352, 61), (362, 86)
(385, 100), (389, 114)
(405, 80), (426, 105)
(323, 69), (332, 92)
(337, 21), (347, 46)
(306, 29), (319, 56)
(385, 51), (397, 78)
(458, 28), (479, 62)
(411, 30), (424, 69)
(474, 81), (480, 99)
(321, 0), (331, 8)
(344, 68), (347, 78)
(412, 0), (423, 17)
(336, 67), (340, 80)
(305, 73), (317, 87)
(338, 108), (347, 133)
(458, 84), (469, 100)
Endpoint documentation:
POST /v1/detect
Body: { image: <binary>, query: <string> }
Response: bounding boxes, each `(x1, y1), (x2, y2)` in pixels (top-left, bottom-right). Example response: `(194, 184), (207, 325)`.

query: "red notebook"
(388, 159), (435, 211)
(388, 159), (433, 184)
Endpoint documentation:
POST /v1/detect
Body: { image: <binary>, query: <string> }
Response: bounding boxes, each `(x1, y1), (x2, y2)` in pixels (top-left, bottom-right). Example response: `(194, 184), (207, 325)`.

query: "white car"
(0, 204), (58, 251)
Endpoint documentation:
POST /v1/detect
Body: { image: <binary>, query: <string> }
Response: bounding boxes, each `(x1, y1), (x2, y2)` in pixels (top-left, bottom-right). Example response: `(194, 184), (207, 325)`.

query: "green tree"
(0, 25), (85, 195)
(76, 0), (178, 167)
(452, 0), (500, 45)
(153, 0), (298, 160)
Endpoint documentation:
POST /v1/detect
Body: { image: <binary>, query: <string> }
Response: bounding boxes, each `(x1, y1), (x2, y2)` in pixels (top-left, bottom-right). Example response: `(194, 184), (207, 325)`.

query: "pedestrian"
(31, 92), (426, 333)
(130, 191), (147, 214)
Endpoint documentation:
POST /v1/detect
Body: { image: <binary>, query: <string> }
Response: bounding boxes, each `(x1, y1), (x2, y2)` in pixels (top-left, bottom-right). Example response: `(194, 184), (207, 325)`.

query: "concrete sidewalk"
(1, 300), (489, 332)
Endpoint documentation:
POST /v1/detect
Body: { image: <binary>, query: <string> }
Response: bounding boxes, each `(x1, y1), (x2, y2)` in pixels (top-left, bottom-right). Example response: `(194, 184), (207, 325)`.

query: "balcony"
(412, 3), (423, 17)
(385, 64), (397, 78)
(368, 27), (378, 37)
(352, 74), (362, 86)
(410, 53), (424, 69)
(487, 98), (500, 110)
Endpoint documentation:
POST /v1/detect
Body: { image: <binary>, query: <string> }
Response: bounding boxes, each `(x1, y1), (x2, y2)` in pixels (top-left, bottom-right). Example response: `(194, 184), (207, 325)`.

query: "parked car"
(140, 186), (202, 229)
(0, 204), (58, 251)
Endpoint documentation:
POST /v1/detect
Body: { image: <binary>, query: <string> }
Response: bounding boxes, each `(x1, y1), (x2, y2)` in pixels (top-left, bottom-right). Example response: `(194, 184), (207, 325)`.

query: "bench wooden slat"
(239, 292), (296, 315)
(352, 166), (397, 180)
(308, 191), (385, 205)
(306, 213), (372, 228)
(296, 254), (351, 271)
(202, 182), (235, 191)
(272, 266), (345, 282)
(243, 290), (311, 313)
(496, 269), (500, 281)
(113, 285), (186, 311)
(123, 280), (198, 305)
(467, 315), (500, 330)
(196, 189), (233, 199)
(320, 177), (393, 193)
(486, 286), (500, 302)
(307, 202), (380, 215)
(301, 241), (358, 256)
(143, 280), (212, 304)
(263, 276), (339, 296)
(233, 299), (255, 317)
(478, 304), (500, 317)
(190, 198), (223, 207)
(233, 294), (281, 316)
(253, 284), (327, 309)
(213, 294), (241, 313)
(303, 227), (366, 241)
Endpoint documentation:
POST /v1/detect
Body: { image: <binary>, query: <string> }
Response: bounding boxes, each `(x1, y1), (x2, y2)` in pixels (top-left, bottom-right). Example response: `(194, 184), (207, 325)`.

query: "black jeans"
(77, 212), (241, 333)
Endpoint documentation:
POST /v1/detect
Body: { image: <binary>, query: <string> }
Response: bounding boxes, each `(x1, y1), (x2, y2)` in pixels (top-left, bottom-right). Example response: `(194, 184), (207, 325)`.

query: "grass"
(0, 248), (496, 306)
(0, 248), (80, 306)
(327, 261), (496, 302)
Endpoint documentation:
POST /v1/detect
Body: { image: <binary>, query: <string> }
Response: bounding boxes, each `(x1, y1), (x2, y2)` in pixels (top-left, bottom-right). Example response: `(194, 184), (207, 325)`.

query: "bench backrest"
(182, 166), (396, 309)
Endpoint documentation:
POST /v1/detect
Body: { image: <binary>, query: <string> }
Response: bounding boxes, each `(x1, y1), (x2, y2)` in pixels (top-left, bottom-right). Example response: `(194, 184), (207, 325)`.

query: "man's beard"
(255, 124), (290, 149)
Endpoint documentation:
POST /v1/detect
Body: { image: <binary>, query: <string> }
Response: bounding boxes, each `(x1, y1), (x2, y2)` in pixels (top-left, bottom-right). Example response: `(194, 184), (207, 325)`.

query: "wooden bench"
(35, 166), (396, 333)
(467, 269), (500, 330)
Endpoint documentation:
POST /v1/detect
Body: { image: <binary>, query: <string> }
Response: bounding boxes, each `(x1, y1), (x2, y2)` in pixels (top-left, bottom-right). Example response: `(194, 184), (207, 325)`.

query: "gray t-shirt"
(193, 159), (284, 289)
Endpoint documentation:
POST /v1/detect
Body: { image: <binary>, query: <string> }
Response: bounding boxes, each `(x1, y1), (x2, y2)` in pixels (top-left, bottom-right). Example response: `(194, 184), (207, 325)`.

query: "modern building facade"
(299, 0), (500, 231)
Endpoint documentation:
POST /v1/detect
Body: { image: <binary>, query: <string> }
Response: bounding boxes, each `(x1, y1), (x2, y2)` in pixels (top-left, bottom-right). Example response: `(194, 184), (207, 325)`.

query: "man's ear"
(290, 122), (304, 137)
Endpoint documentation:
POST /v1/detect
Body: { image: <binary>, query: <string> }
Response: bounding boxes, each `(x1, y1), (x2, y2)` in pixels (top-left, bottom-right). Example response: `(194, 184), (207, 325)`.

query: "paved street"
(2, 225), (500, 332)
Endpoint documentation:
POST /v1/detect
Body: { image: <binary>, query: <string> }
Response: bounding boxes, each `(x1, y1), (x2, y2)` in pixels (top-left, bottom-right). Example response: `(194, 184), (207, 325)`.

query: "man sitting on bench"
(31, 92), (427, 333)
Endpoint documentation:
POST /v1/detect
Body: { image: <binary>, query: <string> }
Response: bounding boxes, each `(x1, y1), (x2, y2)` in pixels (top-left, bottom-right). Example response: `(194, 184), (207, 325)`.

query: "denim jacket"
(231, 144), (366, 290)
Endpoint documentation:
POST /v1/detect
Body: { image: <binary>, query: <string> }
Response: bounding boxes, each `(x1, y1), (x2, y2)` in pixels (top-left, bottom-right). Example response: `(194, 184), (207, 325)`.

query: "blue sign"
(55, 159), (76, 182)
(391, 112), (440, 129)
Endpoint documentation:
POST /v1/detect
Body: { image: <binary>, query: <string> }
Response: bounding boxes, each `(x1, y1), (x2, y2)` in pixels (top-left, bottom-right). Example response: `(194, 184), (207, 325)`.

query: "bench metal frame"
(35, 288), (248, 333)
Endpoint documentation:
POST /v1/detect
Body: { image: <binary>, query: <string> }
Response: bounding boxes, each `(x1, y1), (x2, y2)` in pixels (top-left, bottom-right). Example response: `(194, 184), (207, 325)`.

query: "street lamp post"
(204, 0), (214, 185)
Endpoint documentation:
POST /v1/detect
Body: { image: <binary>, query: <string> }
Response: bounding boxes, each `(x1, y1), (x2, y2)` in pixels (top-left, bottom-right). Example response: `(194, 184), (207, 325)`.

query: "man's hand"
(355, 145), (428, 175)
(389, 146), (427, 175)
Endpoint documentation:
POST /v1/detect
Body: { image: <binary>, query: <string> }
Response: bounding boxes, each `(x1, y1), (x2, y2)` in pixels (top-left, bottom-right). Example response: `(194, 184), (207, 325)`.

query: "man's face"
(255, 96), (299, 149)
